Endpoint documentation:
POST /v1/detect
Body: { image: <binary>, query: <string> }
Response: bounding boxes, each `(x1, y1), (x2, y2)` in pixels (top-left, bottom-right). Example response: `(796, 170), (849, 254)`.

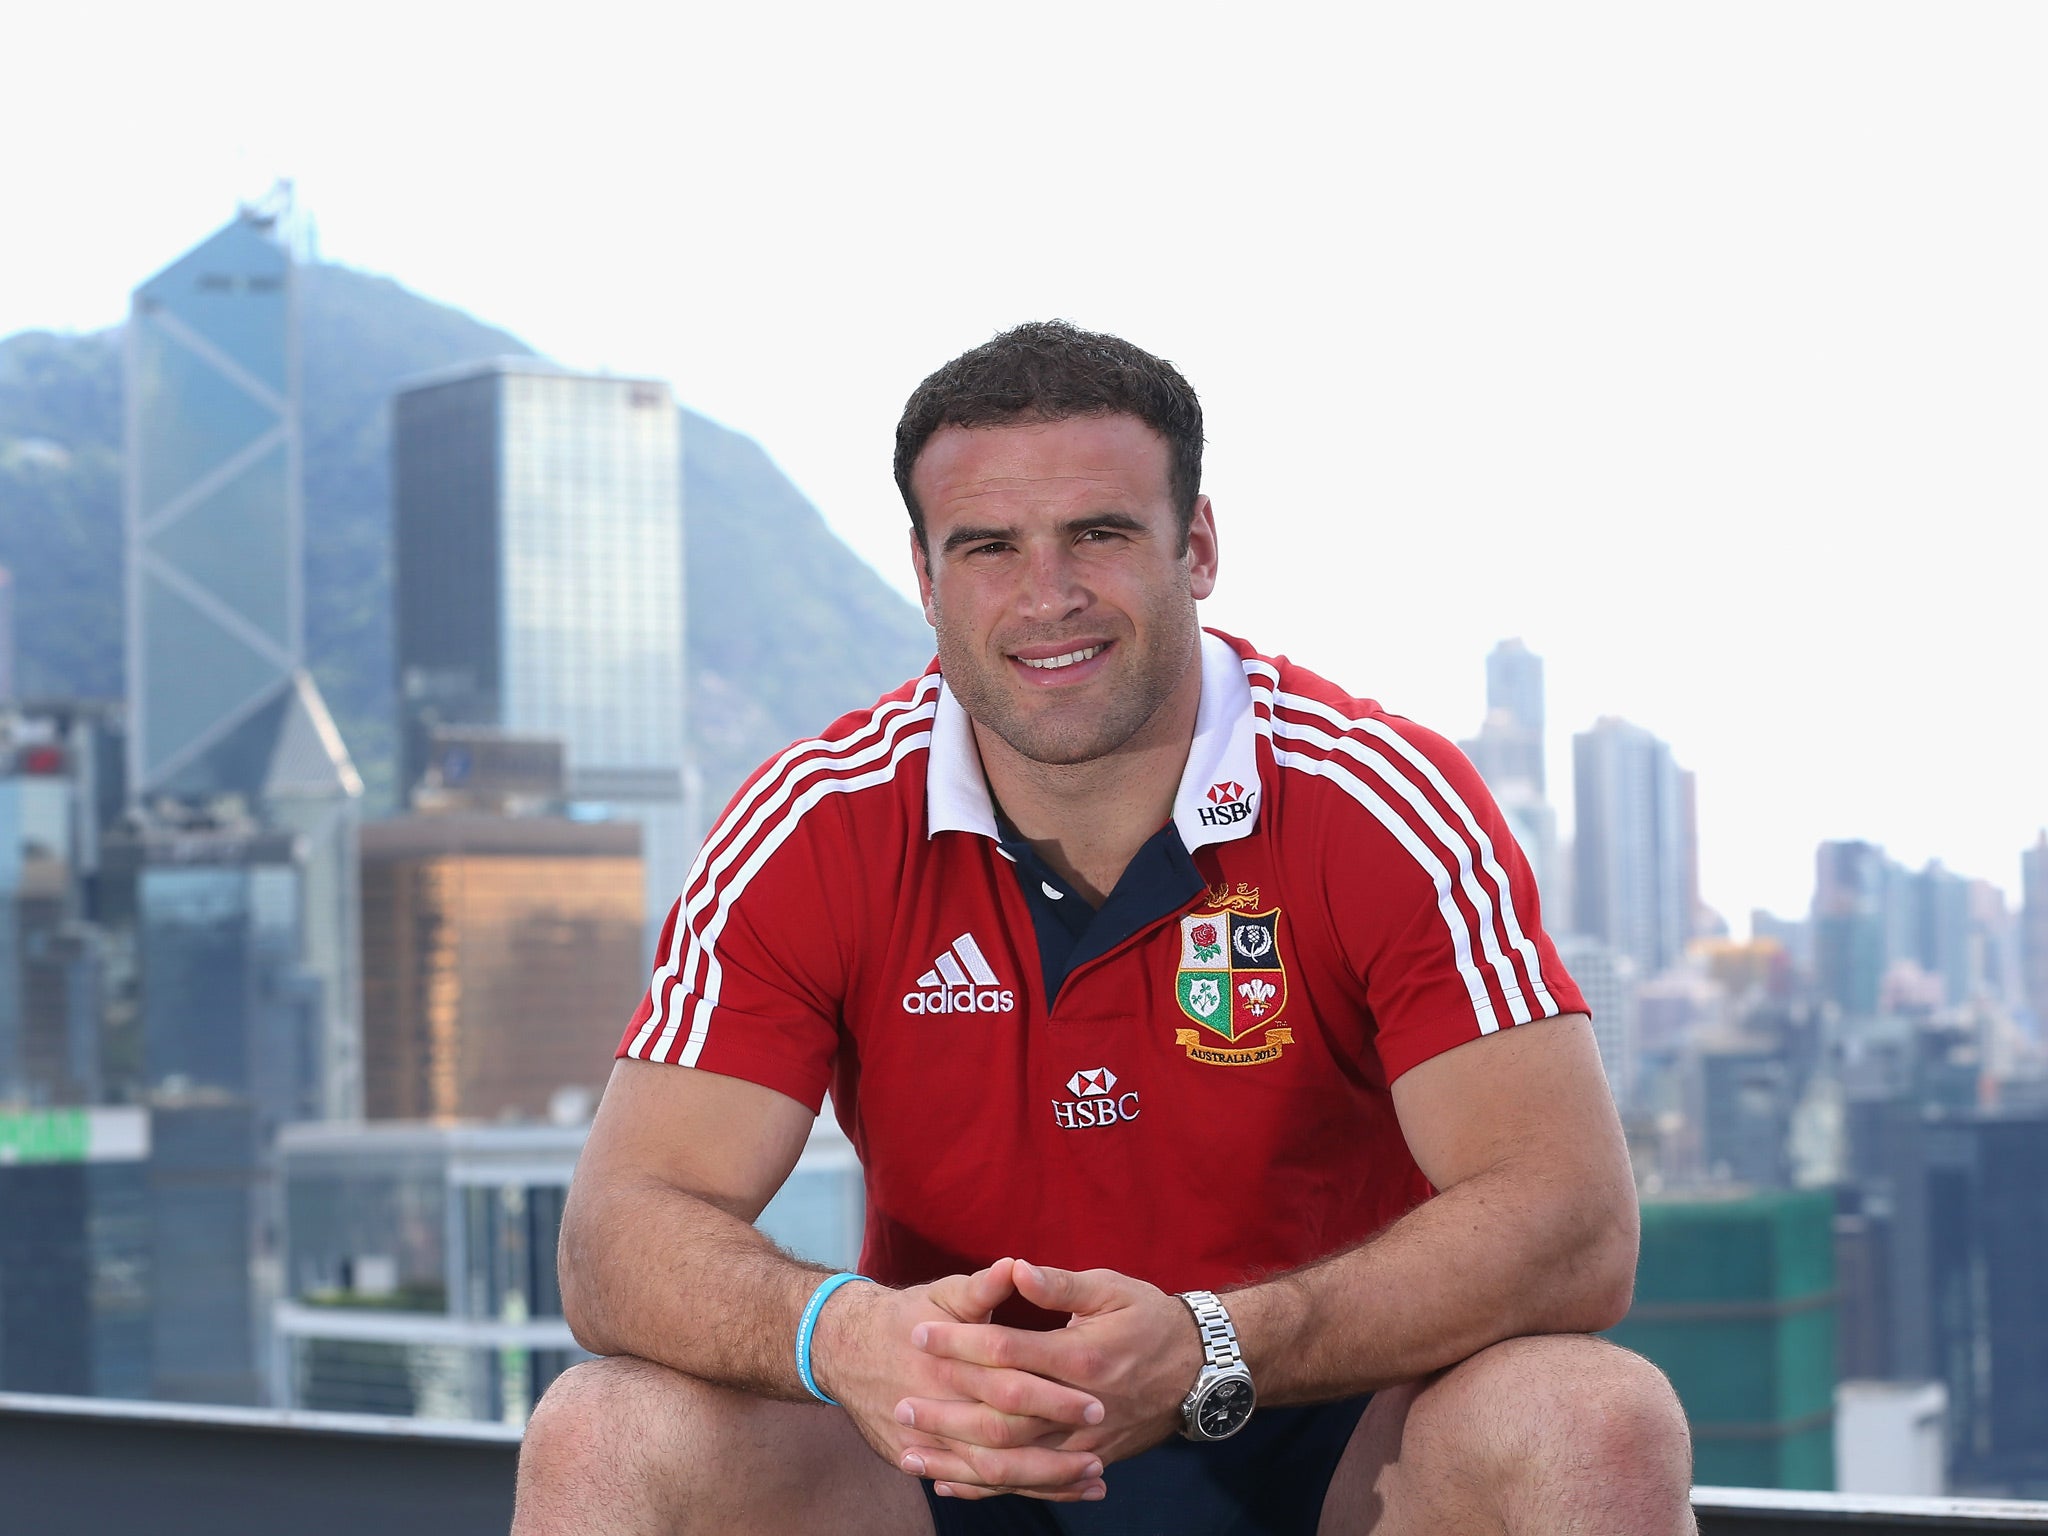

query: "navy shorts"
(919, 1396), (1371, 1536)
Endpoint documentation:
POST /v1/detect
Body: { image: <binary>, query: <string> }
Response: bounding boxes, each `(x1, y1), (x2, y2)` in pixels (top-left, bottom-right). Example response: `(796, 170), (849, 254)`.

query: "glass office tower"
(126, 201), (301, 799)
(393, 363), (690, 954)
(124, 197), (362, 1119)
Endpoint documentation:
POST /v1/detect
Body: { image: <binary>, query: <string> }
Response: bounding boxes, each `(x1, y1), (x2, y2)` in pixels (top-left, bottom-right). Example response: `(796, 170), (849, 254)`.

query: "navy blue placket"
(996, 818), (1207, 1010)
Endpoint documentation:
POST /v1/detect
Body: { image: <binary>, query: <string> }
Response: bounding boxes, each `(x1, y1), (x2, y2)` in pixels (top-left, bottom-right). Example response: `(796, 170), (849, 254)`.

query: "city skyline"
(4, 6), (2046, 923)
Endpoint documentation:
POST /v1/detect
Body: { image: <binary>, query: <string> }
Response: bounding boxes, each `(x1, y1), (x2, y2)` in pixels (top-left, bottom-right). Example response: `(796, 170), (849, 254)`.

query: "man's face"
(910, 413), (1218, 769)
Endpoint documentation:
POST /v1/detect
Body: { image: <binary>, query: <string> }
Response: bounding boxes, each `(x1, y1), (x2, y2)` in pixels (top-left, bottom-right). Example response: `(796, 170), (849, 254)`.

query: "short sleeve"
(1322, 717), (1586, 1084)
(616, 798), (848, 1114)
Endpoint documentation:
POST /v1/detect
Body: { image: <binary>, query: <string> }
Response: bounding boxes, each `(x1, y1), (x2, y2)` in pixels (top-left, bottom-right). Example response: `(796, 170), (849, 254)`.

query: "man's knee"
(1412, 1336), (1693, 1490)
(517, 1355), (924, 1536)
(521, 1356), (734, 1498)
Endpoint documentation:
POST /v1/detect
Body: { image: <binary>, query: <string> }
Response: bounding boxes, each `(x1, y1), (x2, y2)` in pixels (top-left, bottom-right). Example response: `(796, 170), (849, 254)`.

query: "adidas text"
(904, 987), (1016, 1015)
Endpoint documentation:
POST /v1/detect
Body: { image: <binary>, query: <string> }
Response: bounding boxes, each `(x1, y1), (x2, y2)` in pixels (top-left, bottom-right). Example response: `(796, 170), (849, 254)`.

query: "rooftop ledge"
(5, 1392), (2048, 1535)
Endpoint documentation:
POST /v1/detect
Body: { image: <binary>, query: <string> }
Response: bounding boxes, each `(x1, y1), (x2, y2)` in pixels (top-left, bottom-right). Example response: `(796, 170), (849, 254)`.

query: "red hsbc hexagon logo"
(1199, 781), (1254, 828)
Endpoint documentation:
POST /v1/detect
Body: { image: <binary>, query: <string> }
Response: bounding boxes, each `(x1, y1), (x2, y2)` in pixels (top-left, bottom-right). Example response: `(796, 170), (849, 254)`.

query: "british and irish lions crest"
(1174, 896), (1293, 1065)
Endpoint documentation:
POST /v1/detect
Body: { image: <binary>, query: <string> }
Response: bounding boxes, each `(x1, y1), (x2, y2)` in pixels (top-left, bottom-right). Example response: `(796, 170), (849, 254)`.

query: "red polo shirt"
(621, 631), (1585, 1294)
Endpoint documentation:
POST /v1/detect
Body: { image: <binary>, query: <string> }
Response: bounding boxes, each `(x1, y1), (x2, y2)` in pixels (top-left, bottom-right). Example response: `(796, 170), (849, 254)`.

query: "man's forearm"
(1227, 1153), (1638, 1403)
(559, 1172), (826, 1400)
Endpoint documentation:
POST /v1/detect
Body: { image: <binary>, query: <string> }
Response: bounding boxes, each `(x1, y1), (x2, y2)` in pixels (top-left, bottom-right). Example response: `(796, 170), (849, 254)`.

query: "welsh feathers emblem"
(1175, 909), (1287, 1041)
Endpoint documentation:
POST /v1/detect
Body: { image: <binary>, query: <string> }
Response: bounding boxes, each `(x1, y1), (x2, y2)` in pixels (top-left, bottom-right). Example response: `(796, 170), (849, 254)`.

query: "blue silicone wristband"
(796, 1271), (873, 1405)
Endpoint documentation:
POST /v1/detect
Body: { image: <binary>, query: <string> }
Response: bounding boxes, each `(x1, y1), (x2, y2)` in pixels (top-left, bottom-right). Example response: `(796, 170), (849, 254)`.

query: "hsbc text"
(1051, 1093), (1141, 1129)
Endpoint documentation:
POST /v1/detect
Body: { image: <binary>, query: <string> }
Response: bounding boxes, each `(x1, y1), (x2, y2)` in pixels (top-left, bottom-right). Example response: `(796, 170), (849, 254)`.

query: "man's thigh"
(1317, 1336), (1695, 1536)
(514, 1354), (937, 1536)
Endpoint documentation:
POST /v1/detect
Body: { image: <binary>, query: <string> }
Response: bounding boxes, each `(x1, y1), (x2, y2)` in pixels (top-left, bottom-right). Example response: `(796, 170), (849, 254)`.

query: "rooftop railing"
(6, 1393), (2048, 1534)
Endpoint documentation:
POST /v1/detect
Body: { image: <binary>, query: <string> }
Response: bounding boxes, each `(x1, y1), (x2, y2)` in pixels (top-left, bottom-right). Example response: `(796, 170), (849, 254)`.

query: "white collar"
(925, 629), (1263, 852)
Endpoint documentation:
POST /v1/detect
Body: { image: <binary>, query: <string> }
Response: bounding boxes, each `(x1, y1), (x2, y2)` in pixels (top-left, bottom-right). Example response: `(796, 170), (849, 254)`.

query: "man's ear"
(1186, 496), (1219, 601)
(911, 528), (938, 626)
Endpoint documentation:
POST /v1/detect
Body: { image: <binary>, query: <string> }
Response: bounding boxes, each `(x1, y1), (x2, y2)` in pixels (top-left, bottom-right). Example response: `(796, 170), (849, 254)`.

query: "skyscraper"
(0, 1106), (151, 1399)
(1849, 1101), (2048, 1495)
(1460, 640), (1558, 903)
(1571, 717), (1691, 978)
(1813, 840), (1893, 1019)
(124, 194), (362, 1119)
(392, 362), (690, 952)
(1554, 933), (1636, 1109)
(2023, 833), (2048, 1027)
(1484, 637), (1544, 790)
(358, 814), (643, 1122)
(1462, 638), (1546, 796)
(126, 195), (300, 801)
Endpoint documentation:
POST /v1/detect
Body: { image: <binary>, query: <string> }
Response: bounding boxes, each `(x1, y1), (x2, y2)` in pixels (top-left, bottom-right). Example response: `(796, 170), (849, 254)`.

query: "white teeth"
(1018, 646), (1102, 671)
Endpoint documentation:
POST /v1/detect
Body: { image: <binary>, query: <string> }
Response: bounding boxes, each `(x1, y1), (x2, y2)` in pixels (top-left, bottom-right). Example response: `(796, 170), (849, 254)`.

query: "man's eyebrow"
(938, 510), (1152, 556)
(1061, 511), (1149, 536)
(940, 523), (1019, 554)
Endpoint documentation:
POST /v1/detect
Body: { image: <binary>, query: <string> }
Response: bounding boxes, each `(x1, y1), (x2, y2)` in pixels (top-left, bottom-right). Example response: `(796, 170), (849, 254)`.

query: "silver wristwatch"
(1176, 1289), (1256, 1441)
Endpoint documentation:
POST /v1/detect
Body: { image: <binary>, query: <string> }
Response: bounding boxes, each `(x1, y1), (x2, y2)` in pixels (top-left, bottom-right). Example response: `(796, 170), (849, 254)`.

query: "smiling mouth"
(1015, 645), (1105, 671)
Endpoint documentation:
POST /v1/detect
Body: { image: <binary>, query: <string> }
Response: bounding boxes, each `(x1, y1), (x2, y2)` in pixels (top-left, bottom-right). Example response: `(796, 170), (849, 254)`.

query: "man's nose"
(1018, 544), (1088, 620)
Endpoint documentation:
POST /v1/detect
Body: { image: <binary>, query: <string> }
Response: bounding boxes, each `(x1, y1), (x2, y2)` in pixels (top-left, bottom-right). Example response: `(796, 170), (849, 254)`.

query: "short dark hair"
(894, 320), (1205, 551)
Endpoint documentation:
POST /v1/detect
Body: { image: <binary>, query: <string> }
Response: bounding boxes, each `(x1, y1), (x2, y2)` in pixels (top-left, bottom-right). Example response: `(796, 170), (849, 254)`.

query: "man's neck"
(971, 670), (1201, 908)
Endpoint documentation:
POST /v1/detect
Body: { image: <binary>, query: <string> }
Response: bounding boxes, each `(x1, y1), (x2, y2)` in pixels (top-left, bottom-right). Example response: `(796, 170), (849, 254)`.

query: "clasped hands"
(812, 1258), (1206, 1502)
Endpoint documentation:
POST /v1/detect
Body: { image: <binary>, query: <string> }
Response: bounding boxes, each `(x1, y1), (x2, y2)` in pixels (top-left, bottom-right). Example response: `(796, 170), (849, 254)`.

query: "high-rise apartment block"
(124, 197), (362, 1120)
(392, 362), (690, 954)
(358, 815), (643, 1122)
(1571, 717), (1692, 978)
(1606, 1189), (1838, 1491)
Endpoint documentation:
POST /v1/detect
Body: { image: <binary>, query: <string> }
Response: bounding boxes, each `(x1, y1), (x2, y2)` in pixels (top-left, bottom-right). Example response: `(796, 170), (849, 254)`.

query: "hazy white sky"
(5, 2), (2044, 925)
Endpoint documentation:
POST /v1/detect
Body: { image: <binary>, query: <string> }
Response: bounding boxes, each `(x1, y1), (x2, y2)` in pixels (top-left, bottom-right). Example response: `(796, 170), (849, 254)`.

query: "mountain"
(0, 263), (933, 817)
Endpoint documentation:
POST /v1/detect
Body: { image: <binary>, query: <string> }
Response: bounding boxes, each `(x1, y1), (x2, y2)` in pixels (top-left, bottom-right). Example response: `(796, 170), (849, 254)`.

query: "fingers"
(1010, 1260), (1129, 1316)
(897, 1440), (1107, 1502)
(914, 1317), (1105, 1384)
(926, 1258), (1018, 1323)
(894, 1379), (1104, 1449)
(932, 1477), (1108, 1503)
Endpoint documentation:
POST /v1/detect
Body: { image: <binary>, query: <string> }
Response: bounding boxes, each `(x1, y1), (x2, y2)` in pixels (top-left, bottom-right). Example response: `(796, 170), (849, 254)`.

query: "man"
(514, 322), (1696, 1534)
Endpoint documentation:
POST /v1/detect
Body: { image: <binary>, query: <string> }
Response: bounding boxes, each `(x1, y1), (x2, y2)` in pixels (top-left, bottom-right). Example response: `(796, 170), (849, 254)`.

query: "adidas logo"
(903, 933), (1017, 1015)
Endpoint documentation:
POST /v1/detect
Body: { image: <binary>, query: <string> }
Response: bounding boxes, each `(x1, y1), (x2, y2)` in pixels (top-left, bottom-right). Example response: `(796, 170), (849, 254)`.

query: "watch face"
(1197, 1375), (1255, 1438)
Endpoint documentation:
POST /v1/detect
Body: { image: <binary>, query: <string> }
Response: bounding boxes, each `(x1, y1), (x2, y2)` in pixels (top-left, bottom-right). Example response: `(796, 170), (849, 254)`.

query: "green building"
(1608, 1189), (1837, 1490)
